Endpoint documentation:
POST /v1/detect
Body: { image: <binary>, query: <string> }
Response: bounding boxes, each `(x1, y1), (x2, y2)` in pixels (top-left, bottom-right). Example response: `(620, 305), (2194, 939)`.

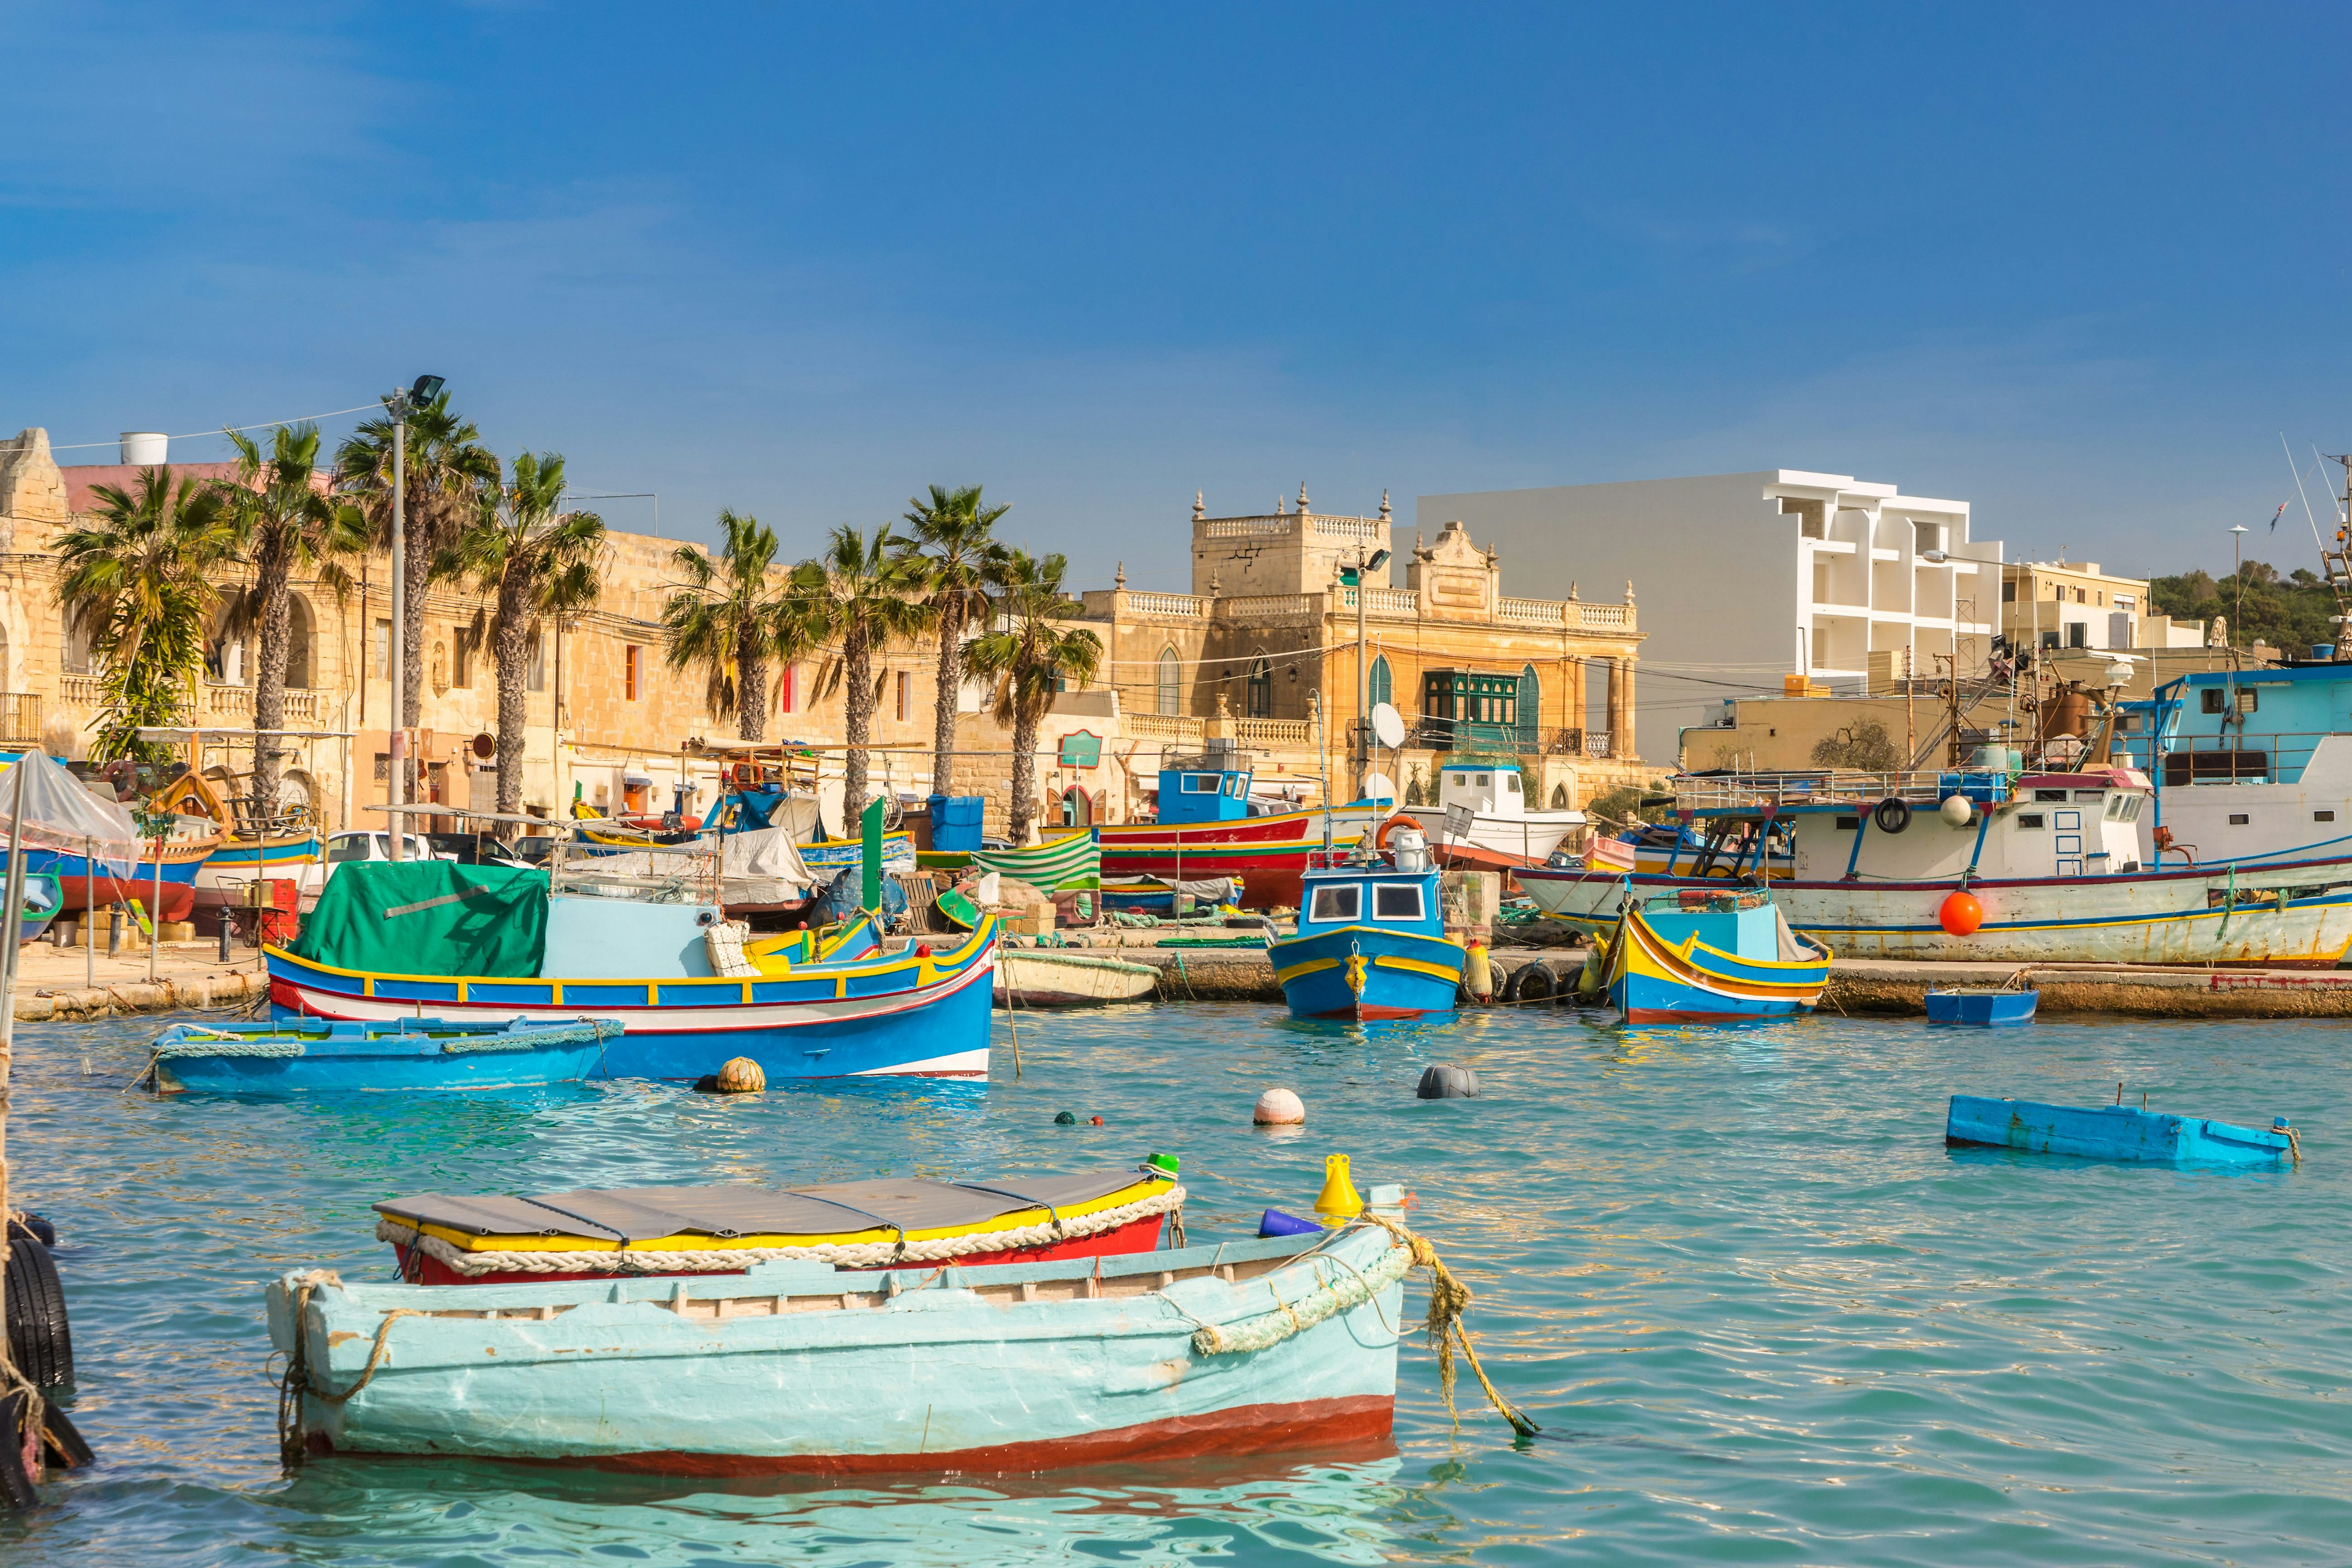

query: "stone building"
(0, 429), (957, 837)
(1074, 487), (1654, 815)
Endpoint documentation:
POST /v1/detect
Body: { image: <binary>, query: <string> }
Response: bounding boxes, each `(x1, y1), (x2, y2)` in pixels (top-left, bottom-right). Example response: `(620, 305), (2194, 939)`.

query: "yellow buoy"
(1313, 1152), (1363, 1224)
(715, 1057), (766, 1093)
(1465, 939), (1493, 1000)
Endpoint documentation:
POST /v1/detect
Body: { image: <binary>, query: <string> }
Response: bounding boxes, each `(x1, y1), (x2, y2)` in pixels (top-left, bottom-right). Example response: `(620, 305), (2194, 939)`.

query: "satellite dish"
(1362, 771), (1396, 806)
(1370, 703), (1406, 750)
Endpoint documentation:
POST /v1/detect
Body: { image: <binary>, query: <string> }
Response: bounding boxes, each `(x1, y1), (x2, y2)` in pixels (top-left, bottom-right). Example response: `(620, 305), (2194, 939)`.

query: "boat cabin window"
(1450, 773), (1468, 788)
(2202, 687), (2257, 714)
(2320, 811), (2337, 823)
(1372, 883), (1426, 921)
(2073, 790), (2104, 803)
(1180, 774), (1219, 794)
(2018, 813), (2046, 829)
(2034, 790), (2067, 802)
(2103, 794), (2125, 820)
(1308, 884), (1361, 923)
(1475, 773), (1490, 786)
(1502, 774), (1521, 793)
(1227, 777), (1247, 800)
(1834, 815), (1860, 830)
(2163, 750), (2269, 786)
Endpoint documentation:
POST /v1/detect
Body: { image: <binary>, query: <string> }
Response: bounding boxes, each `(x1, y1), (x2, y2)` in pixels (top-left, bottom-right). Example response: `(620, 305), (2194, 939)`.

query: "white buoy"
(1253, 1087), (1305, 1125)
(1940, 795), (1973, 827)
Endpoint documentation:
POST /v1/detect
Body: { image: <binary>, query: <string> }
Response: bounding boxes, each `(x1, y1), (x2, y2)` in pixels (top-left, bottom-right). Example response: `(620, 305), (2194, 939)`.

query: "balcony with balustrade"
(0, 693), (40, 748)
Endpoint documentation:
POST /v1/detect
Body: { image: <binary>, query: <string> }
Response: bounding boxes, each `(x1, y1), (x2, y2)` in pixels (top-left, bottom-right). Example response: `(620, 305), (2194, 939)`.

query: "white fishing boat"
(2117, 664), (2352, 869)
(1520, 764), (2352, 965)
(1400, 761), (1583, 865)
(995, 949), (1159, 1006)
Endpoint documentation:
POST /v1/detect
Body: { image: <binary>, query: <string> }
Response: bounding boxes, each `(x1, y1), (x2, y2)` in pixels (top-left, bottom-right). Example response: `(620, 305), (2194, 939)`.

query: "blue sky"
(5, 4), (2350, 590)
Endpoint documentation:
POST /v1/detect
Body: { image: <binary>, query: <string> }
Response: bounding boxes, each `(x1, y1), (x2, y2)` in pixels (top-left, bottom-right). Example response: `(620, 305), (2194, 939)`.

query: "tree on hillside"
(437, 453), (605, 822)
(217, 423), (369, 823)
(335, 391), (500, 798)
(56, 469), (240, 762)
(964, 550), (1102, 845)
(2150, 559), (2338, 652)
(900, 484), (1009, 793)
(662, 508), (786, 742)
(780, 526), (928, 828)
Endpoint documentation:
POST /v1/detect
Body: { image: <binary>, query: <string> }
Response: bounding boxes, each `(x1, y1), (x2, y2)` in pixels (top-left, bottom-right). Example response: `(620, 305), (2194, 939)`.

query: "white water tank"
(119, 432), (167, 464)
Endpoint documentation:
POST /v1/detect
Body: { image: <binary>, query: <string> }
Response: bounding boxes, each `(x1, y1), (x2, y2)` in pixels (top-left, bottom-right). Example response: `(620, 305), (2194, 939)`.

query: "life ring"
(1872, 797), (1912, 834)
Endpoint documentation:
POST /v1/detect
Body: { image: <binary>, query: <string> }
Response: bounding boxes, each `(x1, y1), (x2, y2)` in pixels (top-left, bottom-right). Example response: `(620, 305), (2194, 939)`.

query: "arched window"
(1518, 663), (1540, 749)
(287, 596), (315, 690)
(1246, 653), (1272, 719)
(62, 608), (96, 676)
(1156, 647), (1180, 715)
(1368, 654), (1392, 710)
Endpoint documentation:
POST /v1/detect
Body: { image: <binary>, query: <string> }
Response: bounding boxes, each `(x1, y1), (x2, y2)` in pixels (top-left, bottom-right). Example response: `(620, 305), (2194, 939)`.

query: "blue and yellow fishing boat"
(1270, 832), (1464, 1020)
(265, 862), (994, 1080)
(1596, 888), (1830, 1024)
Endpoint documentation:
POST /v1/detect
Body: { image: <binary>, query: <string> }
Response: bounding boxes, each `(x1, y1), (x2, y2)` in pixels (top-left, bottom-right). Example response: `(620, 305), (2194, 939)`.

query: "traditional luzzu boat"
(1099, 752), (1381, 911)
(141, 1016), (619, 1095)
(265, 861), (995, 1080)
(0, 748), (212, 923)
(373, 1161), (1186, 1285)
(1270, 830), (1464, 1020)
(1591, 888), (1830, 1023)
(146, 766), (323, 913)
(268, 1172), (1444, 1474)
(1520, 764), (2352, 965)
(800, 828), (917, 878)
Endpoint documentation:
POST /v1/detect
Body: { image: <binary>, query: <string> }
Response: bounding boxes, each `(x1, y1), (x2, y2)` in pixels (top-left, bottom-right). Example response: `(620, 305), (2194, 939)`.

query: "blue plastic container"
(1257, 1208), (1323, 1238)
(2315, 644), (2337, 660)
(1924, 987), (2038, 1026)
(927, 794), (986, 852)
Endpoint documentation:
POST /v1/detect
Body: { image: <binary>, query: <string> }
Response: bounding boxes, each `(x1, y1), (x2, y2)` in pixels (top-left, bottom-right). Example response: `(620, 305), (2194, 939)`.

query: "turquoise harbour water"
(3, 1002), (2350, 1565)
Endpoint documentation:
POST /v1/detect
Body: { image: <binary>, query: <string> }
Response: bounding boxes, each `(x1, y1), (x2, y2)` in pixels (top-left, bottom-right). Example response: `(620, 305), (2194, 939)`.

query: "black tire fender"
(4, 1234), (72, 1389)
(1873, 797), (1912, 834)
(1505, 963), (1559, 1005)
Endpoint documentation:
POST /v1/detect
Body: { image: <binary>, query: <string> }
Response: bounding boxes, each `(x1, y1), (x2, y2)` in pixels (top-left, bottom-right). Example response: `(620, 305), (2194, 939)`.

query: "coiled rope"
(376, 1185), (1187, 1277)
(277, 1269), (424, 1467)
(1358, 1213), (1540, 1438)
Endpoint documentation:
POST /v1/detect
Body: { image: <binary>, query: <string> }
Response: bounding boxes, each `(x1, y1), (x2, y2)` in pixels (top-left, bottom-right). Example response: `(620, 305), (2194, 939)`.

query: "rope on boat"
(149, 1038), (304, 1059)
(277, 1269), (424, 1466)
(375, 1185), (1188, 1276)
(1186, 1216), (1540, 1440)
(437, 1021), (618, 1054)
(1358, 1213), (1540, 1439)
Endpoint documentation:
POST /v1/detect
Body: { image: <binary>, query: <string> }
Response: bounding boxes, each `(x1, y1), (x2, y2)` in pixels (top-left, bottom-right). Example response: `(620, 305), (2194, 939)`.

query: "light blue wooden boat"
(1924, 987), (2038, 1026)
(1945, 1094), (2298, 1166)
(268, 1215), (1411, 1474)
(145, 1017), (617, 1095)
(1270, 851), (1463, 1020)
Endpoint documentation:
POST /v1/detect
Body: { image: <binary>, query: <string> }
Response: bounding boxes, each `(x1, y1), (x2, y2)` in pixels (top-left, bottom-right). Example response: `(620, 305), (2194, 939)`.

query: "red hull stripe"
(316, 1395), (1394, 1476)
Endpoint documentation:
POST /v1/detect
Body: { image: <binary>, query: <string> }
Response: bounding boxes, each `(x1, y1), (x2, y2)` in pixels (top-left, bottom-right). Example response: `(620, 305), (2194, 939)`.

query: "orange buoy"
(1938, 891), (1983, 936)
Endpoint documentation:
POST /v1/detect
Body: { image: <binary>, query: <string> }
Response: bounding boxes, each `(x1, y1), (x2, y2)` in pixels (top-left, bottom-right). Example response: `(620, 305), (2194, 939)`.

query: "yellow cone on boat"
(715, 1057), (766, 1093)
(1314, 1153), (1363, 1224)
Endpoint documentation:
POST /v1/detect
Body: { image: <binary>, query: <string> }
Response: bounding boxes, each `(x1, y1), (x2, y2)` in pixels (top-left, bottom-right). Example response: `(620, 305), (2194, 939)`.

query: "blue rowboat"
(144, 1016), (616, 1095)
(801, 831), (916, 876)
(1924, 987), (2038, 1026)
(266, 869), (995, 1080)
(1600, 889), (1830, 1023)
(1272, 850), (1463, 1020)
(16, 873), (61, 946)
(1945, 1094), (2298, 1166)
(267, 1212), (1410, 1474)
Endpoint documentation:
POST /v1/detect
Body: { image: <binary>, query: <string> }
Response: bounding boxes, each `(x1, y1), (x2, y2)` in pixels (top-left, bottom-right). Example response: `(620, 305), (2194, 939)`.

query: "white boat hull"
(1521, 858), (2352, 966)
(1404, 808), (1578, 865)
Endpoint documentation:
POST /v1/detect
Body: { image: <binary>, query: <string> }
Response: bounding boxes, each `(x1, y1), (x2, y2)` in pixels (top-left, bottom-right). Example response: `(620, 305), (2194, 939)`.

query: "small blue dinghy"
(1945, 1094), (2298, 1166)
(145, 1016), (617, 1095)
(1924, 987), (2038, 1026)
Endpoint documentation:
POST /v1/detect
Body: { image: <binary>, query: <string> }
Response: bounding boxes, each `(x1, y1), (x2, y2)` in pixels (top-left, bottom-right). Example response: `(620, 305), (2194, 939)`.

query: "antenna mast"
(2321, 452), (2352, 660)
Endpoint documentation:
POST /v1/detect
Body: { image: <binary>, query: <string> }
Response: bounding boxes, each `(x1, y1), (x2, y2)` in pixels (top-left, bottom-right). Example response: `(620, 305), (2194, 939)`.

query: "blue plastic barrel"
(927, 794), (986, 852)
(2313, 644), (2337, 660)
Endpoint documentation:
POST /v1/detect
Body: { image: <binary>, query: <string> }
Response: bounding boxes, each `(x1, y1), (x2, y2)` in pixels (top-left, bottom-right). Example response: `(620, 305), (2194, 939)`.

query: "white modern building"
(1415, 470), (2005, 763)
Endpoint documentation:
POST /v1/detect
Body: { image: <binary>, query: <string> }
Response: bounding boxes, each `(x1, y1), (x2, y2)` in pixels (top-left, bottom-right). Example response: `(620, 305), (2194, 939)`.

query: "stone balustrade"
(1215, 594), (1316, 622)
(0, 692), (39, 747)
(1231, 717), (1313, 745)
(1123, 592), (1211, 618)
(1127, 712), (1203, 741)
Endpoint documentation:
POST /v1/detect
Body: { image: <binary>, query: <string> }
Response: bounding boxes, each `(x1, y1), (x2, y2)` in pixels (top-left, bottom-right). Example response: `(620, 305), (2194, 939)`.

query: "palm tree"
(900, 484), (1008, 791)
(437, 453), (605, 821)
(662, 508), (785, 742)
(218, 424), (369, 823)
(334, 390), (499, 796)
(780, 526), (928, 828)
(964, 550), (1102, 845)
(55, 469), (240, 761)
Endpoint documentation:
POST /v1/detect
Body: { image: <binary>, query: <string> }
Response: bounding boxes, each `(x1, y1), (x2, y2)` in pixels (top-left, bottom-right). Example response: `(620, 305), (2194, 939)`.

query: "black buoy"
(4, 1233), (73, 1388)
(1054, 1110), (1077, 1125)
(1416, 1064), (1480, 1100)
(7, 1213), (56, 1250)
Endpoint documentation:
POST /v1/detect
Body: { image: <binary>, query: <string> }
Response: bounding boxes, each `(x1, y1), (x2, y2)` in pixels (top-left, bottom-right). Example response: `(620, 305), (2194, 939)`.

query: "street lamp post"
(383, 374), (444, 863)
(2229, 524), (2250, 647)
(1340, 544), (1392, 799)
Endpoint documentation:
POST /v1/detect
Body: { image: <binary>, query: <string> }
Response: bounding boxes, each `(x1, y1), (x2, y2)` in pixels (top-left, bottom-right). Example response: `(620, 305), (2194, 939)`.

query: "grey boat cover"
(376, 1167), (1163, 1246)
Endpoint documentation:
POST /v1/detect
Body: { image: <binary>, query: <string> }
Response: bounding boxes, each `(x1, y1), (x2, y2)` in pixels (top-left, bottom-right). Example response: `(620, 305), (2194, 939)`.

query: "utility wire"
(0, 402), (388, 453)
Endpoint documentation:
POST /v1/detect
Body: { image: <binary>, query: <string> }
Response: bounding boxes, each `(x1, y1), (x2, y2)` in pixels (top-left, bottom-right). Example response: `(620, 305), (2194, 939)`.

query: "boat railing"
(1670, 769), (1982, 814)
(2125, 728), (2334, 784)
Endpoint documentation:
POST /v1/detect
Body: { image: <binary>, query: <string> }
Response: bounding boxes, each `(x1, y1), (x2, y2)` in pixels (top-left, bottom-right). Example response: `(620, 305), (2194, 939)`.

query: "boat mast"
(2325, 452), (2352, 662)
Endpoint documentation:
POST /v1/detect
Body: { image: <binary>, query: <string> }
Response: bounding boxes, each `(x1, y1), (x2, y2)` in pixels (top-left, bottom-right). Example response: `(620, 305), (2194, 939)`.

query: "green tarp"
(288, 861), (549, 978)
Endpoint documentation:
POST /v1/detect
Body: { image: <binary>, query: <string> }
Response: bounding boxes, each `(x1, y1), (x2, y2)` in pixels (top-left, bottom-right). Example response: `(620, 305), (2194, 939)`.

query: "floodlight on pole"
(382, 373), (445, 862)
